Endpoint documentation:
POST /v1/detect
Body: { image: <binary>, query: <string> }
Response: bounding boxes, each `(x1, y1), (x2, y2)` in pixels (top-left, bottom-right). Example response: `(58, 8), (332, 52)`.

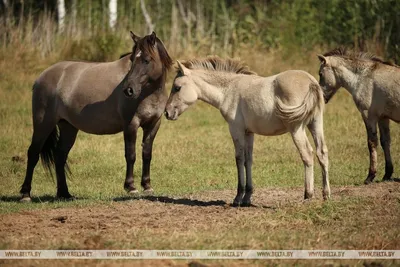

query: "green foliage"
(0, 0), (398, 61)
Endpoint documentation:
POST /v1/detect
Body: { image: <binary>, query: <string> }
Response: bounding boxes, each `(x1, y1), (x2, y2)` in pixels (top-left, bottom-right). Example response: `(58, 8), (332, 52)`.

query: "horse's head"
(317, 54), (342, 103)
(122, 31), (172, 99)
(164, 61), (198, 120)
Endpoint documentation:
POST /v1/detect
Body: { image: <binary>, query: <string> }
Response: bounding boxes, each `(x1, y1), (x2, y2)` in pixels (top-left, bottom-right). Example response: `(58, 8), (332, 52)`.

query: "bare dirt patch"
(0, 182), (399, 266)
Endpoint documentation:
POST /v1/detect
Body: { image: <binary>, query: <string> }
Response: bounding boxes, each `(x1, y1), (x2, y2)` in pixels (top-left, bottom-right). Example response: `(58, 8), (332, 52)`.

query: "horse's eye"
(143, 58), (150, 64)
(175, 86), (181, 92)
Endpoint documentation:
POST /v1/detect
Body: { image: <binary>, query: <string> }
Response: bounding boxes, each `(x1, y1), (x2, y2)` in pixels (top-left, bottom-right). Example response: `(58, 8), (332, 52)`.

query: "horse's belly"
(246, 116), (287, 136)
(60, 106), (123, 135)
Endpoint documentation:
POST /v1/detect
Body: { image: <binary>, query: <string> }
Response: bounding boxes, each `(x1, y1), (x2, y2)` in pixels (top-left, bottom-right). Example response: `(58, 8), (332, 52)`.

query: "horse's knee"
(125, 153), (136, 164)
(142, 145), (152, 161)
(301, 149), (314, 167)
(316, 146), (328, 164)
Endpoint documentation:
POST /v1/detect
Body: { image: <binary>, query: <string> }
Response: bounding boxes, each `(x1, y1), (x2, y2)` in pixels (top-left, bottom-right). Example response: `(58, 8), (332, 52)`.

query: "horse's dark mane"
(180, 56), (257, 75)
(323, 47), (398, 67)
(119, 52), (132, 59)
(135, 35), (173, 71)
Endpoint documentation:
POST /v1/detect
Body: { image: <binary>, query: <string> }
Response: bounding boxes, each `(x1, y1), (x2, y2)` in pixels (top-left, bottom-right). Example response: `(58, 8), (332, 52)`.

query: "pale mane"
(180, 56), (257, 75)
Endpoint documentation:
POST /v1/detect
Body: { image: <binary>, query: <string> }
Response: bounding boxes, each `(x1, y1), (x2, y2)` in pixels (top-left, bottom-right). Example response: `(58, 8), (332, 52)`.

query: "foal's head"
(122, 31), (172, 99)
(317, 53), (342, 103)
(164, 61), (198, 120)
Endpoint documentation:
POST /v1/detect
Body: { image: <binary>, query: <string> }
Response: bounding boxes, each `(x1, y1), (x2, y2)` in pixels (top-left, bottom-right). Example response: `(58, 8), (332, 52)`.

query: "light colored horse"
(318, 48), (400, 184)
(20, 32), (173, 202)
(164, 56), (330, 206)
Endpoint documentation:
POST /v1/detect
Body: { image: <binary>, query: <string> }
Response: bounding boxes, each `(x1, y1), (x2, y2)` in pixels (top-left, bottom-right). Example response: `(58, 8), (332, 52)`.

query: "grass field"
(0, 50), (399, 266)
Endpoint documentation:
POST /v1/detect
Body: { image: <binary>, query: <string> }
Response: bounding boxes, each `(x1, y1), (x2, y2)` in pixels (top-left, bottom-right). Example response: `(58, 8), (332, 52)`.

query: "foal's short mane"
(180, 56), (257, 75)
(134, 35), (173, 71)
(323, 47), (398, 67)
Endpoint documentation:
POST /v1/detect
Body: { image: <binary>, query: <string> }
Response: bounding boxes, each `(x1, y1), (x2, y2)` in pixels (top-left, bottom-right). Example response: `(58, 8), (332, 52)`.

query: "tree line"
(0, 0), (399, 62)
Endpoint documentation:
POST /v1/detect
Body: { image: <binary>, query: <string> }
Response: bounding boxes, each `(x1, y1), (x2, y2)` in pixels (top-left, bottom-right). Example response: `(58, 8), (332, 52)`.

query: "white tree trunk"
(57, 0), (66, 32)
(109, 0), (117, 30)
(140, 0), (154, 33)
(71, 0), (77, 34)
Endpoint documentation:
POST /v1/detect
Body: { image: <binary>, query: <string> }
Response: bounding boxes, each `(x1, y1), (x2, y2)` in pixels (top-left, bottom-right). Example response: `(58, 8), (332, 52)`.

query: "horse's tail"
(275, 82), (324, 125)
(39, 126), (71, 177)
(40, 127), (59, 176)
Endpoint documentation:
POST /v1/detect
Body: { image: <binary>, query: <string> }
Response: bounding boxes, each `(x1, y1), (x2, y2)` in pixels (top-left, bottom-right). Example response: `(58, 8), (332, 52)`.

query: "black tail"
(40, 127), (58, 176)
(40, 127), (71, 177)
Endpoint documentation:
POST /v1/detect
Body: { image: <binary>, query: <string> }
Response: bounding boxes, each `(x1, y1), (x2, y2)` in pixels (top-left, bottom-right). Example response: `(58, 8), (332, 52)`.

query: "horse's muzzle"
(164, 109), (178, 120)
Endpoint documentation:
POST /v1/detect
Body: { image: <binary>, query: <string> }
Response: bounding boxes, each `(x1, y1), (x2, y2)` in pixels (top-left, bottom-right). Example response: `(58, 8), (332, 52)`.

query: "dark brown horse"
(20, 31), (173, 202)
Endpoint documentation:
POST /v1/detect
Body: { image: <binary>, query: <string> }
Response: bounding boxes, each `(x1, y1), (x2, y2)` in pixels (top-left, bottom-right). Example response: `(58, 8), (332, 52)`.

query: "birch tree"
(140, 0), (154, 33)
(57, 0), (66, 32)
(109, 0), (117, 30)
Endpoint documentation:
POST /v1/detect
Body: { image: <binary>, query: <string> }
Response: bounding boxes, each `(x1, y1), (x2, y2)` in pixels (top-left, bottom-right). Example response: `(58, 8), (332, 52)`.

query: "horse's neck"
(193, 71), (227, 110)
(335, 64), (364, 95)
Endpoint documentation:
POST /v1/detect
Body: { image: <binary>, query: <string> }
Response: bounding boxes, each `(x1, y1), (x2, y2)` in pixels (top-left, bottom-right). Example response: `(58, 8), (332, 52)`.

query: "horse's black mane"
(323, 47), (398, 67)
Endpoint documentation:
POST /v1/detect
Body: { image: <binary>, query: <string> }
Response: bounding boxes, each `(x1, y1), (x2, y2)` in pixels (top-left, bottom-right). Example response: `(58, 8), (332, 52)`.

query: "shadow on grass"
(0, 195), (86, 203)
(113, 195), (227, 207)
(113, 195), (277, 210)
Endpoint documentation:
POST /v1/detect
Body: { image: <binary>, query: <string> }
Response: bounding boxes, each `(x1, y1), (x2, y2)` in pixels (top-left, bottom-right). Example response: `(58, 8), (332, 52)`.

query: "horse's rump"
(275, 82), (324, 125)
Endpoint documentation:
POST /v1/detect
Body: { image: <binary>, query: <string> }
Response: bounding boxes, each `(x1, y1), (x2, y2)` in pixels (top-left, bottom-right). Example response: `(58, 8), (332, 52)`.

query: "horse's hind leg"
(290, 125), (314, 199)
(55, 120), (78, 199)
(140, 118), (161, 193)
(378, 118), (393, 181)
(308, 115), (330, 200)
(20, 118), (57, 202)
(363, 116), (378, 184)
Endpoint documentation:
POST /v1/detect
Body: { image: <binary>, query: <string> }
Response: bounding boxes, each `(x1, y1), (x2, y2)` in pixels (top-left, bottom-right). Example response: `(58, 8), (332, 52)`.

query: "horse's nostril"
(164, 110), (169, 118)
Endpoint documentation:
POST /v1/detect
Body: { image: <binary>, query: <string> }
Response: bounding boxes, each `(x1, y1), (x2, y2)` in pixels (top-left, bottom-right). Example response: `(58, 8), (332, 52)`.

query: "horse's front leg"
(378, 118), (393, 181)
(230, 126), (245, 206)
(363, 116), (378, 184)
(123, 122), (139, 194)
(242, 132), (254, 206)
(141, 118), (162, 194)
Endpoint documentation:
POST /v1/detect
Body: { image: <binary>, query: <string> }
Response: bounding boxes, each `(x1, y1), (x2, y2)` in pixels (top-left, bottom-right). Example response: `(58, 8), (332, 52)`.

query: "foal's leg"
(308, 115), (330, 200)
(141, 118), (161, 193)
(123, 121), (139, 194)
(242, 132), (254, 206)
(290, 125), (314, 199)
(363, 116), (378, 184)
(229, 126), (246, 206)
(378, 118), (393, 181)
(55, 120), (78, 199)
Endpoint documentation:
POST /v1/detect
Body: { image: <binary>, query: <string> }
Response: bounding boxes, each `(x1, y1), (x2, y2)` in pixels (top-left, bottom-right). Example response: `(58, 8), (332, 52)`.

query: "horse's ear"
(318, 54), (327, 64)
(130, 31), (140, 43)
(177, 60), (190, 76)
(149, 31), (157, 46)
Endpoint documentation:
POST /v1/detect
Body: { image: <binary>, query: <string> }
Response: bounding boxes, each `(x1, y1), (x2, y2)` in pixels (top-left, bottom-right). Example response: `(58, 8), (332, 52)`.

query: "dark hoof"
(56, 194), (75, 201)
(20, 196), (32, 203)
(304, 192), (314, 200)
(382, 177), (394, 182)
(241, 202), (252, 207)
(364, 178), (375, 185)
(232, 201), (241, 207)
